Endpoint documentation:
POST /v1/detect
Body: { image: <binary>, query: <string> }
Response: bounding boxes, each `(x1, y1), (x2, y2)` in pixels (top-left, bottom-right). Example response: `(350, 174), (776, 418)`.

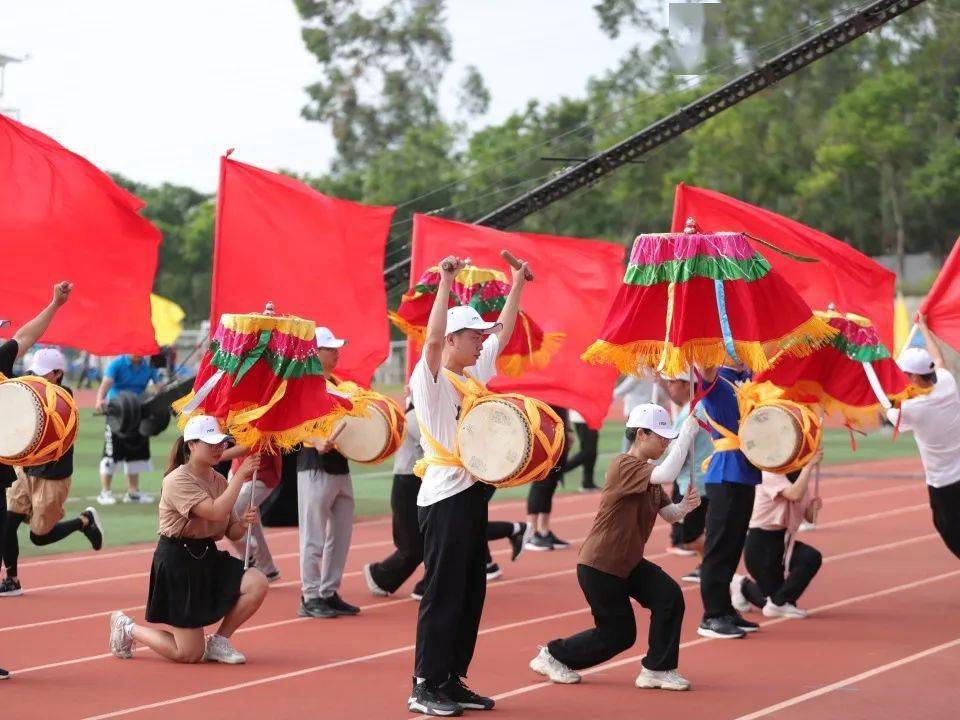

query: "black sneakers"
(0, 577), (22, 597)
(411, 579), (426, 601)
(326, 592), (360, 616)
(730, 611), (759, 633)
(440, 677), (495, 711)
(509, 523), (528, 562)
(547, 531), (570, 550)
(0, 667), (8, 680)
(697, 616), (746, 639)
(81, 507), (104, 551)
(298, 595), (338, 618)
(525, 532), (554, 552)
(680, 566), (701, 583)
(408, 679), (463, 717)
(485, 563), (502, 581)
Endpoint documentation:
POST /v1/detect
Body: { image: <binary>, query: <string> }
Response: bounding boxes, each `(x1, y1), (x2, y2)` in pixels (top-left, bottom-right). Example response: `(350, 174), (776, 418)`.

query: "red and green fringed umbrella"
(582, 221), (837, 376)
(389, 264), (564, 377)
(755, 309), (928, 428)
(174, 310), (354, 452)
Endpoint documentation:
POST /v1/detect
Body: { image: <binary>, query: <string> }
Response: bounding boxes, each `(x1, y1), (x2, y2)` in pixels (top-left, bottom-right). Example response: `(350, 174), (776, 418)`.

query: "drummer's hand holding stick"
(424, 256), (467, 376)
(317, 423), (347, 454)
(679, 483), (701, 516)
(494, 253), (532, 353)
(13, 281), (74, 362)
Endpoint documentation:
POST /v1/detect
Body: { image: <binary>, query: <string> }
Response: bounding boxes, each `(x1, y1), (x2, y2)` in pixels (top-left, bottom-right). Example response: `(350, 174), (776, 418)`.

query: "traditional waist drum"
(334, 394), (406, 464)
(0, 375), (79, 466)
(457, 395), (563, 489)
(739, 401), (821, 474)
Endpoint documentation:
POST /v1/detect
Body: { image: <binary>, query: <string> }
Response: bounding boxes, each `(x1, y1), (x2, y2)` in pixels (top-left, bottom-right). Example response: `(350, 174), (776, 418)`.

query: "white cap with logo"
(897, 347), (935, 375)
(183, 415), (235, 445)
(445, 306), (501, 336)
(315, 327), (346, 349)
(626, 403), (680, 439)
(30, 348), (68, 376)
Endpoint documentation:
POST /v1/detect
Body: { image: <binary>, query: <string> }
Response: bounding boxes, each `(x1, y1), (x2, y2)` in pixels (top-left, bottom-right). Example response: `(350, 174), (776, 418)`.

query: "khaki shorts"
(6, 475), (72, 536)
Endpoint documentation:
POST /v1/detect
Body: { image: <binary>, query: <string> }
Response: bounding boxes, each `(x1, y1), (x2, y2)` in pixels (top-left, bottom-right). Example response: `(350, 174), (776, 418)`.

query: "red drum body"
(0, 376), (79, 466)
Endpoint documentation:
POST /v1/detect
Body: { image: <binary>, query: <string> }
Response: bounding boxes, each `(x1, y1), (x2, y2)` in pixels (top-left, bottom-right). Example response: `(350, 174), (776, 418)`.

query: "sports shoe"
(299, 595), (338, 618)
(681, 566), (701, 583)
(0, 577), (22, 597)
(525, 532), (554, 552)
(326, 592), (360, 616)
(547, 531), (570, 550)
(798, 521), (817, 532)
(440, 676), (495, 711)
(265, 570), (281, 583)
(730, 611), (760, 633)
(697, 617), (746, 639)
(485, 562), (502, 581)
(81, 507), (105, 551)
(109, 610), (135, 658)
(408, 679), (462, 717)
(364, 563), (388, 596)
(411, 579), (425, 601)
(666, 544), (697, 557)
(204, 634), (246, 664)
(0, 668), (8, 680)
(510, 522), (533, 562)
(529, 646), (581, 684)
(730, 574), (751, 613)
(763, 599), (808, 619)
(97, 490), (117, 506)
(122, 491), (154, 504)
(635, 667), (691, 691)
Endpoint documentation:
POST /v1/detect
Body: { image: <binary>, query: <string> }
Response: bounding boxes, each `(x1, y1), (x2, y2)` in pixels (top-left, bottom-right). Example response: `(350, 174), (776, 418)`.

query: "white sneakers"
(97, 490), (117, 506)
(635, 667), (691, 691)
(529, 647), (581, 684)
(109, 611), (135, 658)
(122, 491), (154, 504)
(204, 634), (246, 664)
(763, 599), (808, 619)
(730, 574), (751, 613)
(363, 563), (388, 597)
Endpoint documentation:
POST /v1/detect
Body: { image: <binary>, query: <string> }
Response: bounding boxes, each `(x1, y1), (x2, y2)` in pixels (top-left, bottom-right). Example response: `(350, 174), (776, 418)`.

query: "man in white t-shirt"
(407, 255), (530, 717)
(891, 316), (960, 559)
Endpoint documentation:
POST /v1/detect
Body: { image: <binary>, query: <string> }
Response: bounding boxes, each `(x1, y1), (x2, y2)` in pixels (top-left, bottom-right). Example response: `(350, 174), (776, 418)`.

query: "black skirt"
(146, 535), (245, 629)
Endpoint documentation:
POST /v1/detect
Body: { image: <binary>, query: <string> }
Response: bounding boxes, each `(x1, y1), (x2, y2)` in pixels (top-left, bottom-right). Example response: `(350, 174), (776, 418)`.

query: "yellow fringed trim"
(220, 313), (316, 341)
(496, 331), (566, 377)
(778, 379), (931, 429)
(388, 312), (427, 345)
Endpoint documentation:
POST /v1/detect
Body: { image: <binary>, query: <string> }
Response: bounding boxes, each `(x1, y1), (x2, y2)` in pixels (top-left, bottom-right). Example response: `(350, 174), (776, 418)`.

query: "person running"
(96, 354), (160, 505)
(529, 404), (700, 690)
(108, 415), (268, 664)
(1, 349), (104, 597)
(731, 451), (824, 619)
(407, 255), (529, 716)
(564, 409), (600, 492)
(525, 405), (573, 552)
(892, 316), (960, 559)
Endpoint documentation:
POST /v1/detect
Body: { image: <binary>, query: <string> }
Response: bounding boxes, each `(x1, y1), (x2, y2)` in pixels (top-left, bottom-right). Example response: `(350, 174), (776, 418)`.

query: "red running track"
(2, 456), (956, 719)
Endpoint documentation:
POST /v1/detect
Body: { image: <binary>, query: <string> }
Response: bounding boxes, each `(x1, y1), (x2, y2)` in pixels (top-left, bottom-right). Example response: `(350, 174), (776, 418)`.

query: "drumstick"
(439, 257), (471, 272)
(501, 250), (534, 281)
(242, 457), (261, 571)
(329, 422), (347, 444)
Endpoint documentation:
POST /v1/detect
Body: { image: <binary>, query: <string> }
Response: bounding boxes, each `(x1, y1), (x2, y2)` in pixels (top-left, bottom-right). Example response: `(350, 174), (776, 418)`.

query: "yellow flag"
(893, 293), (910, 355)
(150, 293), (185, 346)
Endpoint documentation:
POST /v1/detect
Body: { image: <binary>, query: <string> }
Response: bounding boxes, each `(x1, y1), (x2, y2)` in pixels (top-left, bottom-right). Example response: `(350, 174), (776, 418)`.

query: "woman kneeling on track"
(108, 415), (269, 664)
(530, 404), (700, 691)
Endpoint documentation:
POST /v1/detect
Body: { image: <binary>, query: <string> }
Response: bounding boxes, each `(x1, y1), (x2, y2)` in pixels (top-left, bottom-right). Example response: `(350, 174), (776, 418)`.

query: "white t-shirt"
(410, 334), (500, 506)
(891, 368), (960, 488)
(392, 407), (423, 476)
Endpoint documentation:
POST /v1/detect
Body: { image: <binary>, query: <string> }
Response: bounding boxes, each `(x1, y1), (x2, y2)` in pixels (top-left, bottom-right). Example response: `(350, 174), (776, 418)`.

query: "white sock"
(513, 522), (522, 535)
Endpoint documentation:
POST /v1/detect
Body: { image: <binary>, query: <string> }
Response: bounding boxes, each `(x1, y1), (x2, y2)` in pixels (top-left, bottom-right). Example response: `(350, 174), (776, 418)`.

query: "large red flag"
(0, 115), (160, 354)
(409, 215), (625, 429)
(671, 183), (896, 347)
(211, 156), (395, 386)
(920, 237), (960, 352)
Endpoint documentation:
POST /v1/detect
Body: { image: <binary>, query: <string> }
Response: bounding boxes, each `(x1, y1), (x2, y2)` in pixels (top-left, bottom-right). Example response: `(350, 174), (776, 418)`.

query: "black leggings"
(527, 473), (560, 515)
(743, 529), (822, 606)
(368, 474), (424, 594)
(548, 561), (684, 672)
(3, 512), (84, 577)
(564, 425), (599, 488)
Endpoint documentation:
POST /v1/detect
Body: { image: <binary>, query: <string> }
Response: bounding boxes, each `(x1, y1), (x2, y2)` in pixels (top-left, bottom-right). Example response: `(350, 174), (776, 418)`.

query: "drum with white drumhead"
(334, 395), (406, 465)
(739, 401), (820, 474)
(0, 376), (79, 466)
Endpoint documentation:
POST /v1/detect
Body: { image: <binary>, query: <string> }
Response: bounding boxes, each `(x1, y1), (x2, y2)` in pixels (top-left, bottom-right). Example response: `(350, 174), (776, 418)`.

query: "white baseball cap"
(626, 403), (680, 439)
(183, 415), (235, 445)
(897, 347), (935, 375)
(315, 326), (346, 349)
(30, 348), (67, 376)
(660, 368), (692, 382)
(446, 305), (501, 336)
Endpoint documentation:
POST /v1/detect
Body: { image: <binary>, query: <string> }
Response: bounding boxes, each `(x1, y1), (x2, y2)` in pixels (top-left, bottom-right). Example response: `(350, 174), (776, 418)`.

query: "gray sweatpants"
(297, 468), (355, 599)
(230, 479), (279, 577)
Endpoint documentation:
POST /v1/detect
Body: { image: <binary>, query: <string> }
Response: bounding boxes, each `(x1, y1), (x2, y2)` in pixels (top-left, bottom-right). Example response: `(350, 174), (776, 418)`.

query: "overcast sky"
(0, 1), (648, 192)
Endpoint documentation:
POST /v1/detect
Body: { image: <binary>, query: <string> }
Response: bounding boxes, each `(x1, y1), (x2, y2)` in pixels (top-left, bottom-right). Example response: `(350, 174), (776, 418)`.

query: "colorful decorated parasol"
(754, 308), (928, 428)
(390, 261), (564, 376)
(582, 219), (837, 376)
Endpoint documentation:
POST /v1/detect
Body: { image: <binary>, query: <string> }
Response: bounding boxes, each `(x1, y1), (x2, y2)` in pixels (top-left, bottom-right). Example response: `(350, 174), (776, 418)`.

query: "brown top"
(578, 454), (670, 578)
(158, 465), (239, 540)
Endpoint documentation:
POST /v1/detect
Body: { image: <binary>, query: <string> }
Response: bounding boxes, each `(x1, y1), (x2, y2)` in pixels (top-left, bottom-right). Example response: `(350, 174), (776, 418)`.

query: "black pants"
(564, 425), (599, 488)
(3, 512), (85, 577)
(527, 473), (560, 515)
(369, 474), (424, 593)
(700, 482), (756, 619)
(485, 521), (514, 564)
(929, 482), (960, 559)
(743, 529), (822, 605)
(415, 482), (488, 684)
(548, 561), (684, 672)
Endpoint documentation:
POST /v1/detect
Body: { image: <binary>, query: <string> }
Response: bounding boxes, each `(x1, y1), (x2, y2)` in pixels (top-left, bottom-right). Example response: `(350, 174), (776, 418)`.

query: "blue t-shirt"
(698, 367), (761, 486)
(105, 355), (158, 399)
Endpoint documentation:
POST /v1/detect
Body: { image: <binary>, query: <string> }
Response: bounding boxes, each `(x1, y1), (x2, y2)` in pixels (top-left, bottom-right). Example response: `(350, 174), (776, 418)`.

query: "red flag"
(0, 115), (160, 354)
(410, 215), (625, 429)
(211, 157), (394, 386)
(671, 183), (896, 347)
(920, 237), (960, 352)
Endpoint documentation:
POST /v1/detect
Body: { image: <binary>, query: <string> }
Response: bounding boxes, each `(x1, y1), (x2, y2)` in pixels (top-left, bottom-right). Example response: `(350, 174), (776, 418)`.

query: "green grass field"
(20, 408), (920, 557)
